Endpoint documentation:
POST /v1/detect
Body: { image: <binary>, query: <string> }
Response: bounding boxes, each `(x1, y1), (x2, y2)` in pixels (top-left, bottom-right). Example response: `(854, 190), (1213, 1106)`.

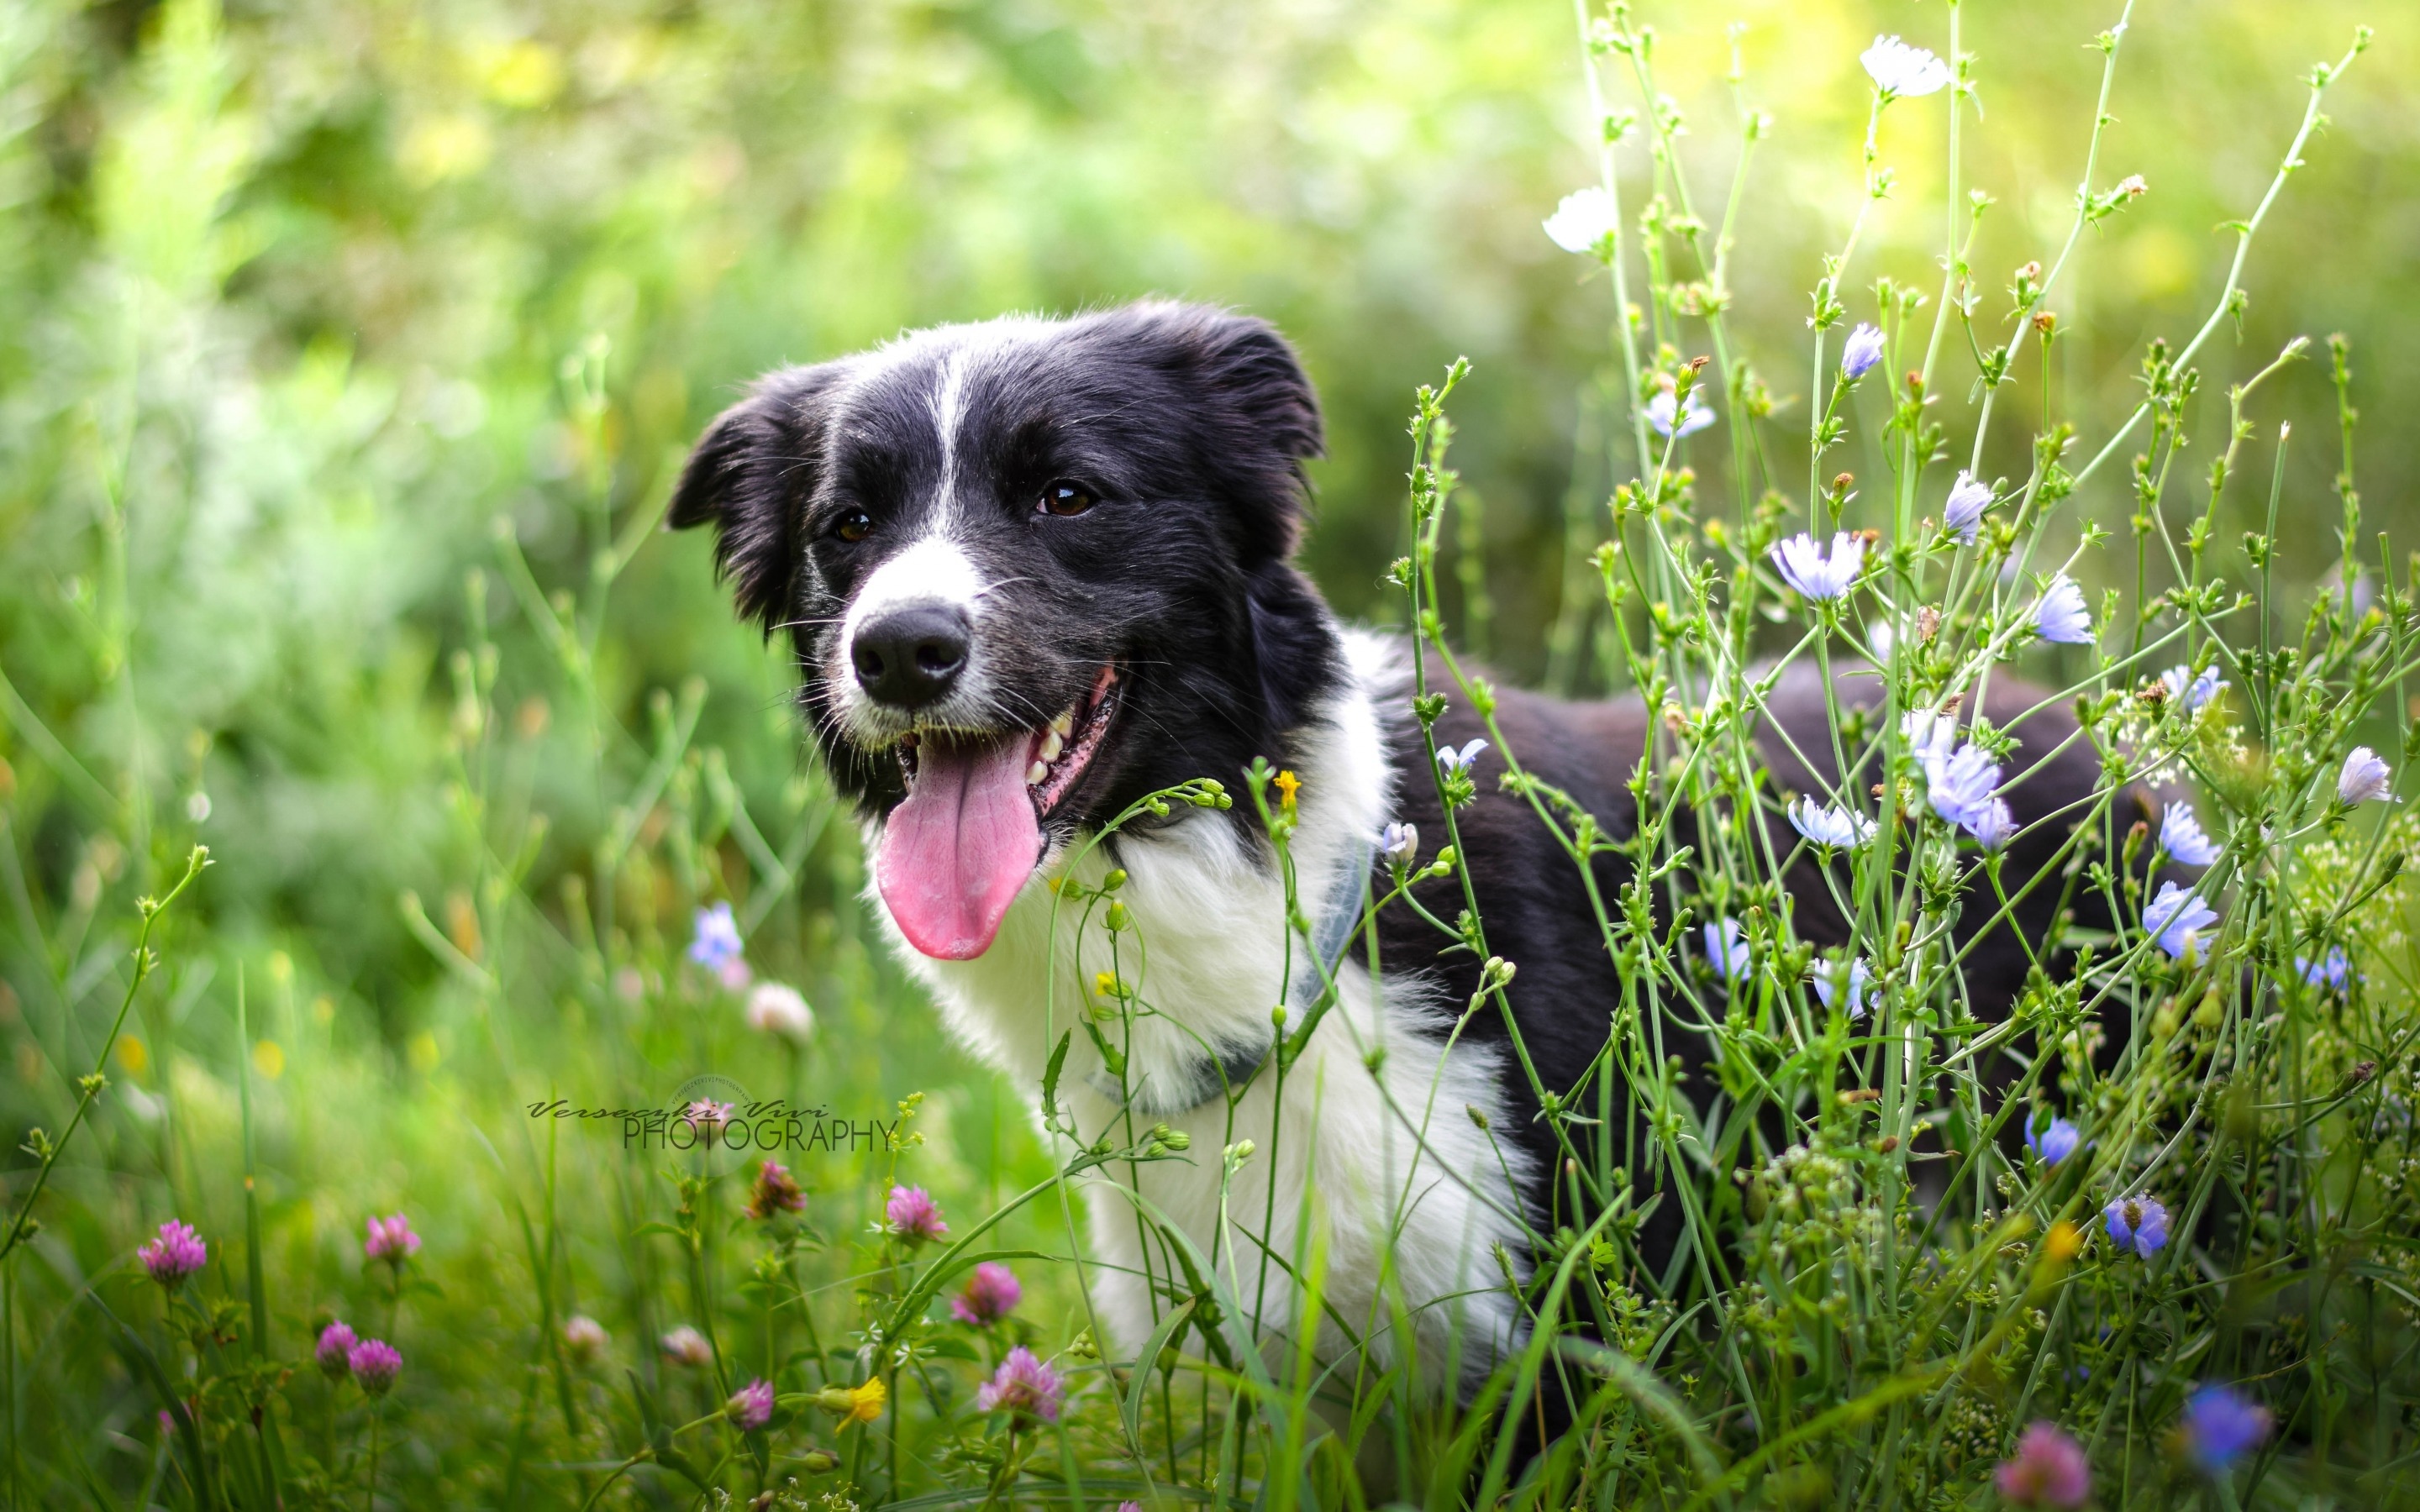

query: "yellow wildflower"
(1272, 769), (1301, 811)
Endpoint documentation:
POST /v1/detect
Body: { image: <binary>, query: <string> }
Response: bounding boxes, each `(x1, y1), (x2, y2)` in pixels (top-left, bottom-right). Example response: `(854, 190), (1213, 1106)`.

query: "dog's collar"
(1086, 836), (1374, 1118)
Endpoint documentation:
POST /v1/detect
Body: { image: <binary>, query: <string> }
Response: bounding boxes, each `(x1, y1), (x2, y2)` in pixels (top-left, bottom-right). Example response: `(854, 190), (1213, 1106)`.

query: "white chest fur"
(871, 631), (1530, 1389)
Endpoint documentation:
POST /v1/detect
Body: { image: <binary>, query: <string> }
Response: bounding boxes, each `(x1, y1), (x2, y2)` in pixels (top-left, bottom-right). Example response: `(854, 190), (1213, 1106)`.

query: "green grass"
(4, 0), (2420, 1507)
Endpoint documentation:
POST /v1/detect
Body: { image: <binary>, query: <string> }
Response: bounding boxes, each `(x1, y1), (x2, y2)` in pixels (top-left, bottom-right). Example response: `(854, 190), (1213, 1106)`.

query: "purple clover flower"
(348, 1339), (402, 1396)
(976, 1347), (1065, 1423)
(363, 1213), (420, 1267)
(950, 1262), (1023, 1327)
(746, 1159), (806, 1221)
(728, 1378), (775, 1431)
(661, 1326), (713, 1368)
(563, 1315), (608, 1365)
(138, 1221), (208, 1291)
(2103, 1194), (2170, 1258)
(886, 1185), (948, 1245)
(317, 1320), (358, 1378)
(1995, 1420), (2091, 1508)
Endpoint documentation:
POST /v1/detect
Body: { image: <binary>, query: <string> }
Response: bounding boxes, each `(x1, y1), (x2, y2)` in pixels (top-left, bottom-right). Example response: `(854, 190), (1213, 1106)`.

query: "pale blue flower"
(1813, 958), (1876, 1017)
(1963, 795), (2018, 849)
(1435, 739), (1490, 777)
(1862, 35), (1952, 97)
(1944, 472), (1991, 544)
(688, 902), (744, 972)
(2338, 746), (2395, 806)
(2296, 948), (2350, 991)
(1646, 389), (1716, 438)
(1902, 708), (1959, 777)
(2026, 1116), (2081, 1167)
(1379, 822), (1419, 867)
(2103, 1194), (2170, 1258)
(1927, 743), (2002, 829)
(2180, 1383), (2272, 1475)
(1542, 187), (1620, 254)
(2033, 575), (2095, 645)
(2160, 663), (2226, 712)
(2159, 802), (2220, 866)
(1771, 532), (1866, 601)
(2143, 881), (2218, 958)
(1840, 323), (1886, 381)
(1702, 918), (1751, 983)
(1788, 796), (1876, 850)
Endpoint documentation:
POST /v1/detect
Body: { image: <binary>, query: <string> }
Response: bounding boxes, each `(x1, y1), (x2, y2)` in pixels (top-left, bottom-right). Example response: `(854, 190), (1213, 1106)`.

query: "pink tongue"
(876, 736), (1042, 959)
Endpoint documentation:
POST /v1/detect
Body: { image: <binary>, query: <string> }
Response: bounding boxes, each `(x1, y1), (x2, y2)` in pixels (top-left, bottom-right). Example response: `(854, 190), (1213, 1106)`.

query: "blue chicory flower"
(2296, 947), (2350, 991)
(1788, 796), (1876, 850)
(2033, 575), (2095, 645)
(1646, 389), (1717, 438)
(1840, 323), (1886, 381)
(688, 902), (744, 973)
(1812, 958), (1876, 1018)
(2179, 1383), (2272, 1475)
(2159, 802), (2220, 867)
(2103, 1194), (2170, 1258)
(2160, 663), (2226, 712)
(1770, 532), (1866, 601)
(2026, 1116), (2081, 1167)
(1435, 739), (1490, 777)
(1944, 473), (1991, 543)
(1702, 918), (1751, 983)
(2338, 746), (2395, 806)
(2142, 882), (2217, 959)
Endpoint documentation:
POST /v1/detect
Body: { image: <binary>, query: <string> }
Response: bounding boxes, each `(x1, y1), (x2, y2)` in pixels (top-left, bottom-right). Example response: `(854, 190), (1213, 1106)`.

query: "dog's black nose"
(852, 605), (971, 708)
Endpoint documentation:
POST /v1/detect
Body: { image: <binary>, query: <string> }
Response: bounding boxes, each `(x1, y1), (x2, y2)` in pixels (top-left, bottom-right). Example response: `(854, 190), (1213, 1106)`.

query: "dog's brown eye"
(1039, 481), (1097, 517)
(834, 509), (872, 543)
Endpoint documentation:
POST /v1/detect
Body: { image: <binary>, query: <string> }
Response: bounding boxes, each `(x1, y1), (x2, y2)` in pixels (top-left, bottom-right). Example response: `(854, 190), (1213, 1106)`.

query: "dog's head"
(670, 302), (1340, 960)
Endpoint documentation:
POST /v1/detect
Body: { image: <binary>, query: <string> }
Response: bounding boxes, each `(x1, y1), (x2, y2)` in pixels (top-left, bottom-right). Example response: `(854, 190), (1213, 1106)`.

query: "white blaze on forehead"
(928, 349), (971, 528)
(841, 534), (986, 652)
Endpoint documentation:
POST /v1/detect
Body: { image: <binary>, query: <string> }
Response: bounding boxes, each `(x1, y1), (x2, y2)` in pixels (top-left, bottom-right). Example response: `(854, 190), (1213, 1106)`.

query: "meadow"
(3, 0), (2418, 1507)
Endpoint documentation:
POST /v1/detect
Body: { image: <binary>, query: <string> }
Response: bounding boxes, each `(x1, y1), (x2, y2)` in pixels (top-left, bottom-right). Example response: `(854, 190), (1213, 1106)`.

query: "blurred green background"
(0, 0), (2412, 1487)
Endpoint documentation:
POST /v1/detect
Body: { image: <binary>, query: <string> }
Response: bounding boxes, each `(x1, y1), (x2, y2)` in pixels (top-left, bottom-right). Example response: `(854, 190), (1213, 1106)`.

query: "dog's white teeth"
(1025, 760), (1050, 786)
(1049, 709), (1075, 738)
(1039, 729), (1065, 762)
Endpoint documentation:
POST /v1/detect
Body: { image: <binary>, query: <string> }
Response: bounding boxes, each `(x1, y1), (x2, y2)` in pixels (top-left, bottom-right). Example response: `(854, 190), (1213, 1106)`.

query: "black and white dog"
(669, 301), (2123, 1391)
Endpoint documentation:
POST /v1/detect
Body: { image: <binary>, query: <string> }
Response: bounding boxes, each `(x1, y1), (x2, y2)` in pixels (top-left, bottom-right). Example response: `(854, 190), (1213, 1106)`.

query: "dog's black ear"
(1177, 306), (1323, 470)
(668, 362), (847, 633)
(1102, 302), (1324, 551)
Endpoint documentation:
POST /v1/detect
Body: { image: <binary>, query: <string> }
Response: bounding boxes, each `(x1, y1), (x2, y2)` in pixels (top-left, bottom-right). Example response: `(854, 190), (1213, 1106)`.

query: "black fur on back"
(1378, 662), (2149, 1271)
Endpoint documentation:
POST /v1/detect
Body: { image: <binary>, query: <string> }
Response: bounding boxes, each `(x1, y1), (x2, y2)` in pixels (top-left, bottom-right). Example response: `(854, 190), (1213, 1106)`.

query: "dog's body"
(670, 302), (2122, 1391)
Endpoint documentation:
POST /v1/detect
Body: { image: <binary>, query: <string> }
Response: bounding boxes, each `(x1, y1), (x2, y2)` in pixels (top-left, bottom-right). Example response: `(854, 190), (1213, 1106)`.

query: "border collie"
(668, 301), (2122, 1394)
